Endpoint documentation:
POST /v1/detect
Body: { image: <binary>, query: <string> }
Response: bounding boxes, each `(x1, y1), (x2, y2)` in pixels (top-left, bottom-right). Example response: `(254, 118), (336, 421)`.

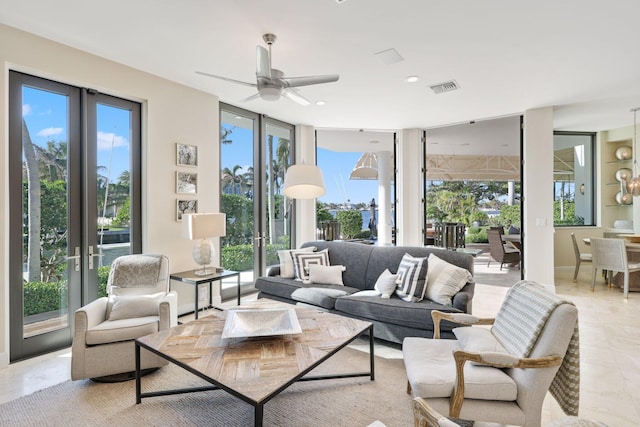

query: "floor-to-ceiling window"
(8, 71), (141, 361)
(219, 104), (293, 287)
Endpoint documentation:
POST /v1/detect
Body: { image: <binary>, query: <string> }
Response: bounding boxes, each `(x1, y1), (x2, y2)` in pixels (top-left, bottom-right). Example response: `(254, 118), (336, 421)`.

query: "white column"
(294, 125), (317, 247)
(396, 129), (423, 246)
(377, 151), (392, 245)
(523, 107), (555, 285)
(508, 181), (515, 205)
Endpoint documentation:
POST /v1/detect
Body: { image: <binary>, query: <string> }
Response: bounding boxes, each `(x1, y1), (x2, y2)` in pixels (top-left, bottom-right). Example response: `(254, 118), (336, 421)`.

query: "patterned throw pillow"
(395, 253), (427, 302)
(293, 249), (330, 281)
(277, 246), (316, 278)
(425, 253), (472, 306)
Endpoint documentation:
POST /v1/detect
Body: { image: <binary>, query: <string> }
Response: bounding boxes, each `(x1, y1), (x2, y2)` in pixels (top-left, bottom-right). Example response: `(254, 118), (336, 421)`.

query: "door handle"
(88, 245), (104, 270)
(66, 246), (81, 272)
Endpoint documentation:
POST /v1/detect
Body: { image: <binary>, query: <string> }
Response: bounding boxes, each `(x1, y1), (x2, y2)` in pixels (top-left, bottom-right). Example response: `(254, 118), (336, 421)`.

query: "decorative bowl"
(221, 308), (302, 339)
(615, 146), (633, 160)
(619, 234), (640, 243)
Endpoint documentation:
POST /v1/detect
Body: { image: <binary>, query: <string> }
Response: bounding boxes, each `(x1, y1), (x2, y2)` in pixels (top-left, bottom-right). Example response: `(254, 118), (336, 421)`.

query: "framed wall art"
(176, 171), (197, 194)
(176, 143), (197, 167)
(176, 199), (198, 221)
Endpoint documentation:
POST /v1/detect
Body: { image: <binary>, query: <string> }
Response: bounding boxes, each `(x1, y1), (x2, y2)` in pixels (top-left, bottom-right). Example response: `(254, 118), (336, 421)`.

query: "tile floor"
(0, 266), (638, 426)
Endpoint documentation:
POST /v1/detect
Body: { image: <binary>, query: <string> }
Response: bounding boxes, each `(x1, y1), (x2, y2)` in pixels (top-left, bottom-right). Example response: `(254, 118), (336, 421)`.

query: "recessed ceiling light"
(315, 100), (327, 106)
(405, 75), (421, 83)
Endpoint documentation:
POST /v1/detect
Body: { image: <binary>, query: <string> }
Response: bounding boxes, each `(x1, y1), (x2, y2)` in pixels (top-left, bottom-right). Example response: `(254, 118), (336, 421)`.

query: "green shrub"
(336, 210), (362, 239)
(23, 280), (68, 316)
(355, 229), (373, 239)
(97, 265), (110, 298)
(466, 227), (488, 243)
(221, 243), (287, 271)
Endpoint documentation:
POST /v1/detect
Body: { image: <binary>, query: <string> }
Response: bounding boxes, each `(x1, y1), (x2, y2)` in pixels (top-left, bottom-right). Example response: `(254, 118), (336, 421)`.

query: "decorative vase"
(615, 168), (633, 182)
(615, 146), (633, 160)
(615, 191), (633, 205)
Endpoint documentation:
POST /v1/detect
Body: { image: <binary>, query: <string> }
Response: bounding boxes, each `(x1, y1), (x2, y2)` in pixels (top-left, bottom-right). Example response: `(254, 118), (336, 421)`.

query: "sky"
(221, 124), (378, 205)
(22, 86), (131, 183)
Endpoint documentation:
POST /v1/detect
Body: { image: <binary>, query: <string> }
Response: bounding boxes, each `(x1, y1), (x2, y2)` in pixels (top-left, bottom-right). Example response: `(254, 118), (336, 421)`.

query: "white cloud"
(37, 127), (64, 137)
(22, 104), (31, 116)
(97, 131), (128, 150)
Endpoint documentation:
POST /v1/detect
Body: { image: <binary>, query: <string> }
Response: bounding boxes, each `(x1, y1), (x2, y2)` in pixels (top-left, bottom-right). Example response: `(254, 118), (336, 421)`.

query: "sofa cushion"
(255, 275), (359, 301)
(425, 254), (473, 306)
(277, 246), (316, 278)
(395, 253), (428, 302)
(403, 337), (517, 401)
(293, 249), (330, 281)
(305, 264), (346, 285)
(335, 292), (462, 331)
(302, 241), (374, 289)
(374, 269), (398, 298)
(291, 287), (351, 310)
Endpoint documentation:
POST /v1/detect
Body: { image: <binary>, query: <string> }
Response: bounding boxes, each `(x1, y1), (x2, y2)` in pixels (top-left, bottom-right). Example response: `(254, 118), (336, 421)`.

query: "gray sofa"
(254, 241), (475, 344)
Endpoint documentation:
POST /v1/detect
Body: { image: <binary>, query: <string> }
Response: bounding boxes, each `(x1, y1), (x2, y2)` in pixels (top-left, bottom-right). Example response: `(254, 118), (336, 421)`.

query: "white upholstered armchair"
(71, 254), (178, 381)
(403, 281), (579, 427)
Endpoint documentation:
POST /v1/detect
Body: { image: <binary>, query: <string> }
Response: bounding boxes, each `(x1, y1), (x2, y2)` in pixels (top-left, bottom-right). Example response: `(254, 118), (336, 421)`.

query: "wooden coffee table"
(134, 305), (374, 426)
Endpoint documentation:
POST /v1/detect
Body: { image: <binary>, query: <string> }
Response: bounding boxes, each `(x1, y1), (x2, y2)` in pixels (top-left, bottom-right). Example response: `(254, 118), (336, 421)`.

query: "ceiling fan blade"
(282, 88), (311, 106)
(281, 74), (340, 88)
(195, 71), (257, 88)
(256, 46), (271, 79)
(238, 92), (262, 103)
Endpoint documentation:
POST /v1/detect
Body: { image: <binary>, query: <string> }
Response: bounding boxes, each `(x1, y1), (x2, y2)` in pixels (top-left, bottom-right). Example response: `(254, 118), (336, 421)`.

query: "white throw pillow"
(293, 249), (330, 281)
(374, 269), (398, 298)
(395, 253), (427, 302)
(306, 264), (346, 285)
(277, 246), (316, 278)
(425, 254), (472, 306)
(107, 293), (164, 321)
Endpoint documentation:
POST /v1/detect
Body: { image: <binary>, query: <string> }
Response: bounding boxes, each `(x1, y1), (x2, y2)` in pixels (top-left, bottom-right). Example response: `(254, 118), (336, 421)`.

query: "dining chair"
(590, 237), (640, 299)
(570, 233), (592, 282)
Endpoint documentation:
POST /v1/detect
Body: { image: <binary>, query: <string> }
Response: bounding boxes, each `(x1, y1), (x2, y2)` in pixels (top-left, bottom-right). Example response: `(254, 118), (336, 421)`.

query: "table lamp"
(182, 213), (226, 276)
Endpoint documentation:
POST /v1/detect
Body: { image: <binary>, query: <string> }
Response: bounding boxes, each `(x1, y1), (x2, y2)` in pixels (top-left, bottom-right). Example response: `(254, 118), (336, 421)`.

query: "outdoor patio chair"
(486, 228), (520, 270)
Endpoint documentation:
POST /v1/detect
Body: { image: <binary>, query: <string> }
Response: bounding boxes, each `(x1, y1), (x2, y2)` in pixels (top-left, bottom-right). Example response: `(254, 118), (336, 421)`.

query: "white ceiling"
(2, 0), (640, 135)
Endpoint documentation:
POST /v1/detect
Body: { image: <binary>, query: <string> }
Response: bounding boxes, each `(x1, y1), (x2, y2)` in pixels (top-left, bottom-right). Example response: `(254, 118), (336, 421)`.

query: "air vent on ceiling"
(429, 80), (459, 94)
(373, 48), (404, 65)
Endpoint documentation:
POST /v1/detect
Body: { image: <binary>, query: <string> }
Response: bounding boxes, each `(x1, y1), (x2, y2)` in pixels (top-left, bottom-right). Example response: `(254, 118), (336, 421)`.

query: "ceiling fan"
(196, 33), (339, 106)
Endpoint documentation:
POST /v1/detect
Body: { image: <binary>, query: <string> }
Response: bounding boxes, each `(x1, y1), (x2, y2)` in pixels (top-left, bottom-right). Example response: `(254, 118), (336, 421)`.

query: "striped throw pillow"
(395, 253), (427, 302)
(425, 253), (472, 306)
(293, 249), (330, 281)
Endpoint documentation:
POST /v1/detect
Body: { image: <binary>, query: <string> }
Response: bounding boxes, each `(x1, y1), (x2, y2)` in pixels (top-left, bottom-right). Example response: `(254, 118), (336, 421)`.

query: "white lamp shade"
(283, 164), (326, 199)
(182, 213), (226, 240)
(349, 152), (378, 180)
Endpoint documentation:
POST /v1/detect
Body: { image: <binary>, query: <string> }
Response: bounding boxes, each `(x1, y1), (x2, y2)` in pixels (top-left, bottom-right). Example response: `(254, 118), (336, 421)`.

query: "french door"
(8, 71), (141, 361)
(219, 104), (294, 286)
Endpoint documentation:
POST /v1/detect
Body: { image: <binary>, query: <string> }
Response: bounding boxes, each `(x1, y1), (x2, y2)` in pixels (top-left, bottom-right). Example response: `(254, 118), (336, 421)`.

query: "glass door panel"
(20, 86), (73, 338)
(95, 102), (134, 298)
(265, 121), (293, 266)
(220, 108), (257, 285)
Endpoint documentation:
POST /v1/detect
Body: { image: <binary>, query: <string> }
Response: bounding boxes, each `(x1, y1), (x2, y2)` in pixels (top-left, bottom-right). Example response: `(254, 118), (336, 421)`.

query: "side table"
(170, 269), (241, 319)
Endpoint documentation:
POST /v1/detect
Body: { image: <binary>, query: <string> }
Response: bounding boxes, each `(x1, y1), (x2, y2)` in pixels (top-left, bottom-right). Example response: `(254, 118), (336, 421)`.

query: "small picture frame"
(176, 199), (198, 221)
(176, 143), (197, 167)
(176, 171), (197, 194)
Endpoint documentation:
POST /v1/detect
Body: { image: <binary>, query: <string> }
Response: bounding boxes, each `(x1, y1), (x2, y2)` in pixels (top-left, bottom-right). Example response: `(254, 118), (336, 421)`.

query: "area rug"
(0, 347), (413, 427)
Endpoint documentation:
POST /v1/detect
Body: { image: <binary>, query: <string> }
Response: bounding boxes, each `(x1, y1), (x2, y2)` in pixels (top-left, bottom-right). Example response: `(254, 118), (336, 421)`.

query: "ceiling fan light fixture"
(259, 85), (283, 101)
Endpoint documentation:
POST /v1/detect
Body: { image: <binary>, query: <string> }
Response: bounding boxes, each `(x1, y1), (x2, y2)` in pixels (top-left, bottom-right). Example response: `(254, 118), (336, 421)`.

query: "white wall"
(0, 24), (220, 366)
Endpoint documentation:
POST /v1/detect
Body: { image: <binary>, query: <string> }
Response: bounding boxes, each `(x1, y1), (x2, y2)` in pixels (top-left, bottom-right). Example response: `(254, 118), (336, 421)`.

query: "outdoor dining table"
(501, 234), (522, 251)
